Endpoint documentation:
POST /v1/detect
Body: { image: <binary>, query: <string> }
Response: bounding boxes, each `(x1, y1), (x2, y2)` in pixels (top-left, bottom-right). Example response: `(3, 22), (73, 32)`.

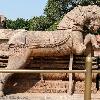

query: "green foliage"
(78, 0), (100, 6)
(6, 19), (16, 29)
(6, 18), (30, 30)
(47, 21), (59, 31)
(15, 18), (29, 29)
(44, 0), (69, 21)
(47, 22), (58, 31)
(47, 17), (63, 31)
(29, 16), (53, 31)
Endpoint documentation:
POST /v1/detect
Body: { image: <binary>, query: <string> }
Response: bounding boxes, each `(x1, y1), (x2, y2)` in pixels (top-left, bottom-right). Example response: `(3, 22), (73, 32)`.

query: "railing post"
(68, 54), (73, 95)
(84, 56), (92, 100)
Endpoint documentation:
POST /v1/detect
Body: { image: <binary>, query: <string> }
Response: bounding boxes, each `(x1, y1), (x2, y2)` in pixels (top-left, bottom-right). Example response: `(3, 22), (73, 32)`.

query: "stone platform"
(0, 93), (100, 100)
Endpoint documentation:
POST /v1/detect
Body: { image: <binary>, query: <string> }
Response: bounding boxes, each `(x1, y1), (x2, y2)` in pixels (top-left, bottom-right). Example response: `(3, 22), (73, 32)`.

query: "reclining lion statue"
(0, 5), (100, 96)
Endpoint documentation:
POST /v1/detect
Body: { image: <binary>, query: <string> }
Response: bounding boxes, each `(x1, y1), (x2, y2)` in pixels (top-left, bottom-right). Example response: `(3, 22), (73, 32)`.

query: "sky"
(0, 0), (47, 20)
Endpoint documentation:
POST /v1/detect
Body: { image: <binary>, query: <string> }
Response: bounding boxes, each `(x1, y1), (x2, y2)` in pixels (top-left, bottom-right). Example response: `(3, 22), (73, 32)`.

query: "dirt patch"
(4, 73), (99, 95)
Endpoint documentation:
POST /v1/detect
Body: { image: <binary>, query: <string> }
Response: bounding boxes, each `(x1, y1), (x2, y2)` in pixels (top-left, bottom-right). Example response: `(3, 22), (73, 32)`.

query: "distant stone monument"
(0, 15), (6, 28)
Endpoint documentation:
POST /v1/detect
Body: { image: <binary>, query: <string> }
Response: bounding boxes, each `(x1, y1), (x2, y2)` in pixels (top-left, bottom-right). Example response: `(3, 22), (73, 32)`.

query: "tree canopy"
(44, 0), (69, 21)
(29, 16), (53, 31)
(6, 18), (30, 30)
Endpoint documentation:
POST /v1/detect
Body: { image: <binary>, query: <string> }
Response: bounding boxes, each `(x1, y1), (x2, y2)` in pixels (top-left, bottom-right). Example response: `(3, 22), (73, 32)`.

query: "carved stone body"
(0, 5), (100, 96)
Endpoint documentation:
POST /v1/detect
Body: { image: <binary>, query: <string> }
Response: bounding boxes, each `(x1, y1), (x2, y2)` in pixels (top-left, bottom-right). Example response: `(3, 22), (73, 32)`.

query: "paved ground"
(0, 93), (100, 100)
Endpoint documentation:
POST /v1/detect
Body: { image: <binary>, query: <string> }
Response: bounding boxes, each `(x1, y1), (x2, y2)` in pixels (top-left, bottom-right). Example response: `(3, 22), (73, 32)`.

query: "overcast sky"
(0, 0), (47, 20)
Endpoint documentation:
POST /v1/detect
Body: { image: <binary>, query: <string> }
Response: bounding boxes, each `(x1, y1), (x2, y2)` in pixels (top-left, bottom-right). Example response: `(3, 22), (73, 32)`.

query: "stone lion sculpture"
(0, 5), (100, 96)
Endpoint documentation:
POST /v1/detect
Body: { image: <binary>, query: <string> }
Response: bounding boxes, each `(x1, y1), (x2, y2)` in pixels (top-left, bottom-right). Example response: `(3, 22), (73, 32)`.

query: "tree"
(14, 18), (27, 29)
(29, 16), (53, 31)
(44, 0), (69, 21)
(6, 19), (16, 29)
(6, 18), (30, 30)
(78, 0), (100, 6)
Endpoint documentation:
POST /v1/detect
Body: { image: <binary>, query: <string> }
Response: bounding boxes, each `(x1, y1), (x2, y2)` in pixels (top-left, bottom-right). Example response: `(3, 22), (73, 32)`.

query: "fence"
(0, 56), (99, 100)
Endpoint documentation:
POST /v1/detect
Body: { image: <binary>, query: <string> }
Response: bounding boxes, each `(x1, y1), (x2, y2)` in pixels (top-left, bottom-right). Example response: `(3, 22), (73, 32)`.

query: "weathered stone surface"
(0, 15), (6, 29)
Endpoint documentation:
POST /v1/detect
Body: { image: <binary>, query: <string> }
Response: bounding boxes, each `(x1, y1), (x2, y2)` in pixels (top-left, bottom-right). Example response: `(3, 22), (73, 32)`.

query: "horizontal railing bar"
(0, 69), (100, 73)
(0, 69), (86, 73)
(92, 70), (100, 73)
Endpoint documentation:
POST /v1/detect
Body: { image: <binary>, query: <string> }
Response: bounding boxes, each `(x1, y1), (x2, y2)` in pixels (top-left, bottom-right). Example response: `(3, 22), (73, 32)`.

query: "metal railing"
(0, 56), (99, 100)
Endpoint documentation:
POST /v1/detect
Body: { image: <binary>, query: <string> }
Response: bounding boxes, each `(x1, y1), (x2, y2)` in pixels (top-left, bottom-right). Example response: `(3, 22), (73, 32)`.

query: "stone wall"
(0, 15), (6, 29)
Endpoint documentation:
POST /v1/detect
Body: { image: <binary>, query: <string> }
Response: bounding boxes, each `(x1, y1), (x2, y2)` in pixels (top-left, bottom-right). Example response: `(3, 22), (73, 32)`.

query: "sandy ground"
(0, 93), (100, 100)
(5, 78), (98, 94)
(3, 79), (100, 100)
